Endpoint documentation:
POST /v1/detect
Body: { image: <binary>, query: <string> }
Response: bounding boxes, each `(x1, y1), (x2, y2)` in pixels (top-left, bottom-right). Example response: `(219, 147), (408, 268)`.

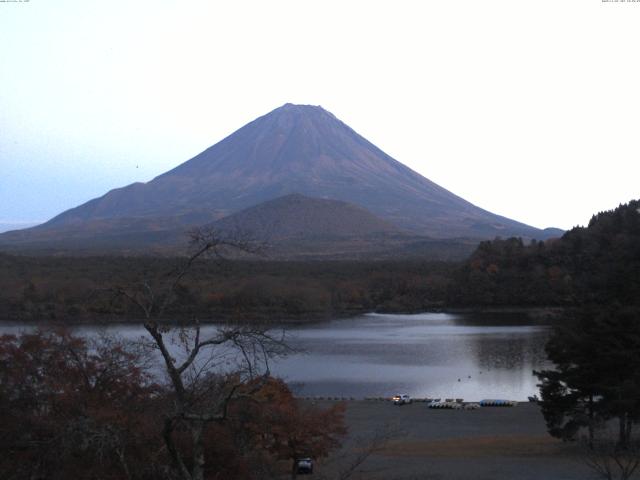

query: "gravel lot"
(309, 400), (599, 480)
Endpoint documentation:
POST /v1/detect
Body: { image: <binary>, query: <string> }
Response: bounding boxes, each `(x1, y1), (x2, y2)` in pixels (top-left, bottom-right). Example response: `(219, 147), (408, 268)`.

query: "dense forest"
(533, 201), (640, 463)
(453, 199), (640, 308)
(0, 200), (638, 323)
(0, 256), (456, 322)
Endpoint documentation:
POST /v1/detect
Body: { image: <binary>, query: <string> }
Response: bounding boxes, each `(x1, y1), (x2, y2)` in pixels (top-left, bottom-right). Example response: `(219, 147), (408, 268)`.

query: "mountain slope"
(0, 103), (560, 252)
(211, 193), (460, 260)
(212, 193), (402, 241)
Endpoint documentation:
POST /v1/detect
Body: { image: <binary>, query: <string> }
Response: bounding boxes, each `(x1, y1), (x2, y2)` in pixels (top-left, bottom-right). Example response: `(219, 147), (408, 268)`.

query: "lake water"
(0, 312), (551, 401)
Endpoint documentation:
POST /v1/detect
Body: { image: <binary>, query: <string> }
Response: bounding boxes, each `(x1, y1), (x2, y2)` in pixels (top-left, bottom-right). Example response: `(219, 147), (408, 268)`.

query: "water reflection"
(0, 312), (551, 400)
(274, 313), (551, 400)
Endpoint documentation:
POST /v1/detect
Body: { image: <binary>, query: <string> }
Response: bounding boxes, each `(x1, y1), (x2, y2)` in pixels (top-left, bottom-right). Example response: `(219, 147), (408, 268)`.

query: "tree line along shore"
(0, 253), (583, 324)
(1, 201), (638, 324)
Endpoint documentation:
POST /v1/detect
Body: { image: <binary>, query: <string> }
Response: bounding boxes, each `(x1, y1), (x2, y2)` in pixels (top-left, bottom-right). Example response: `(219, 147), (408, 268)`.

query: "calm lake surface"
(0, 312), (551, 401)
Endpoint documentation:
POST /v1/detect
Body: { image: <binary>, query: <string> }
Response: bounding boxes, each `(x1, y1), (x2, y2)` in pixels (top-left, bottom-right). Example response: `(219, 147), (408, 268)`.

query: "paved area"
(310, 401), (601, 480)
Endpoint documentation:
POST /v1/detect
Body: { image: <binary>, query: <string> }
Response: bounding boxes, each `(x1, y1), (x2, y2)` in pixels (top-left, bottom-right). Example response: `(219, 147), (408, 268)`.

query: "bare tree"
(582, 435), (640, 480)
(113, 227), (291, 480)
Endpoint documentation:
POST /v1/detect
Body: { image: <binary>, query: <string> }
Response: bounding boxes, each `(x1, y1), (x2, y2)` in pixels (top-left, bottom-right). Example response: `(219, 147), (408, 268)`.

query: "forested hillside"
(1, 200), (637, 322)
(450, 200), (640, 308)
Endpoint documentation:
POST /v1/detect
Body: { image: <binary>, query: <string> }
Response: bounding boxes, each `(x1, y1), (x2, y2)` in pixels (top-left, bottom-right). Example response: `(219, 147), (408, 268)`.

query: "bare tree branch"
(582, 436), (640, 480)
(107, 227), (290, 480)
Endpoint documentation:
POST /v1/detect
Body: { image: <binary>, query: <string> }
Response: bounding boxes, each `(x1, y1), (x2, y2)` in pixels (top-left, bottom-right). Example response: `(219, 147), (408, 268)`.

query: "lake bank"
(0, 305), (566, 326)
(313, 400), (590, 480)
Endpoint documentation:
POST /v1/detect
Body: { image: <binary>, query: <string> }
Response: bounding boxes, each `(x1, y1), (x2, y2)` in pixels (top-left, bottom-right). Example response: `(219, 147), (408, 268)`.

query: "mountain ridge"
(0, 103), (562, 254)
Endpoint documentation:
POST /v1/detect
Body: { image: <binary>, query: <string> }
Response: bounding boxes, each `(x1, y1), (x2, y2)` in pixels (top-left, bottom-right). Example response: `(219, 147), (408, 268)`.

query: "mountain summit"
(1, 103), (559, 252)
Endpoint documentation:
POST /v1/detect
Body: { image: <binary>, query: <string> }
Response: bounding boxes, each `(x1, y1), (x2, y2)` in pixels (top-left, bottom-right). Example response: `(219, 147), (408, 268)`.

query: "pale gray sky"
(1, 0), (639, 231)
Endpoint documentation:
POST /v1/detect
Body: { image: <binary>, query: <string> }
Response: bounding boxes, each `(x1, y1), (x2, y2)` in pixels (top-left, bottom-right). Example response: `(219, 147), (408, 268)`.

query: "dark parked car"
(296, 457), (313, 474)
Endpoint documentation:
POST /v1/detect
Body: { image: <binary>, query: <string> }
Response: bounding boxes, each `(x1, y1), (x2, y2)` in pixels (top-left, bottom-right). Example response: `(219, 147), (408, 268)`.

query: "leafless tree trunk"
(113, 227), (290, 480)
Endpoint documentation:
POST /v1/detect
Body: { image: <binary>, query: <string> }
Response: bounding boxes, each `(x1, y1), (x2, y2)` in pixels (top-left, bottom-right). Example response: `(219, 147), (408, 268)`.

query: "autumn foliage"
(0, 330), (162, 479)
(0, 330), (346, 479)
(235, 377), (347, 476)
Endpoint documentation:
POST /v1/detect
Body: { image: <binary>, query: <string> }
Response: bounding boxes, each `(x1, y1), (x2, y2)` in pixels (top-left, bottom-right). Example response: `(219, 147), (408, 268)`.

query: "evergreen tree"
(536, 306), (640, 447)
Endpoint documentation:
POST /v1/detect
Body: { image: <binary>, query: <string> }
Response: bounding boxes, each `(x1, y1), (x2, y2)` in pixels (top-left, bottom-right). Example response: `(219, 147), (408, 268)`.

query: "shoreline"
(310, 400), (588, 480)
(0, 305), (565, 326)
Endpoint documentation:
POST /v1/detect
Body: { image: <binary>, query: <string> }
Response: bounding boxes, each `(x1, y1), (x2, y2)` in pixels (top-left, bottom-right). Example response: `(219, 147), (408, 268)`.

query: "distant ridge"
(0, 103), (562, 254)
(0, 222), (40, 234)
(211, 194), (477, 261)
(213, 193), (402, 241)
